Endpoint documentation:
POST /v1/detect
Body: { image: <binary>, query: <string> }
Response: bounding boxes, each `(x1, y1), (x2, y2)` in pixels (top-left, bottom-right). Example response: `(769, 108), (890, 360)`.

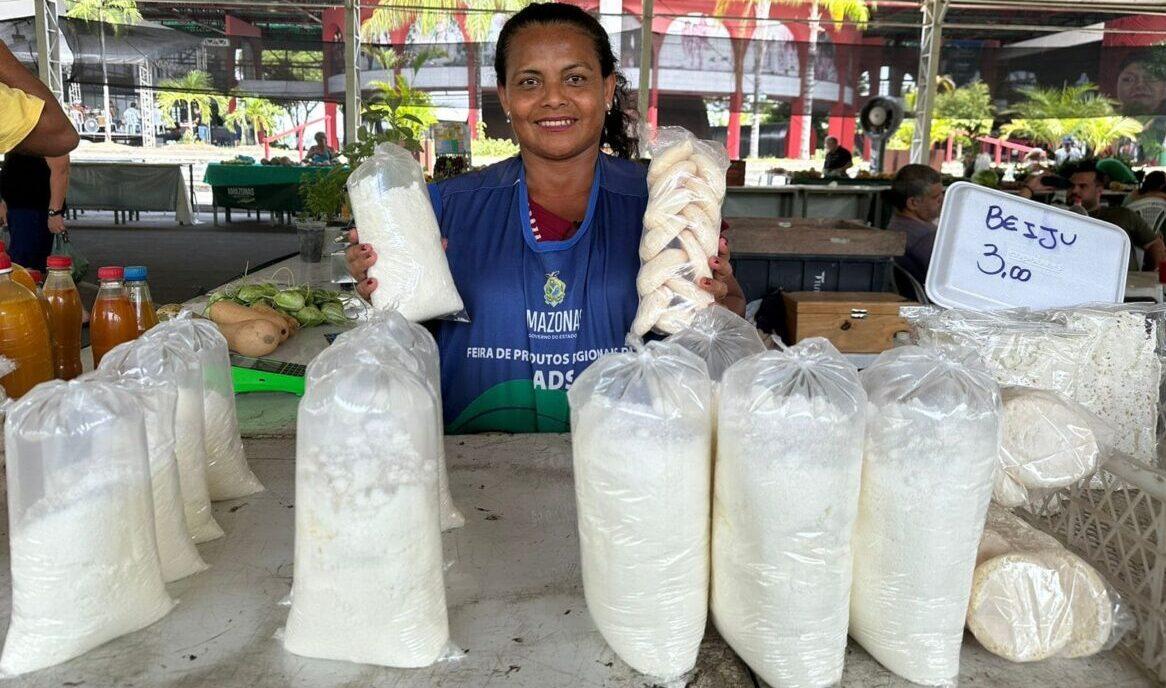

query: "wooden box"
(783, 292), (914, 353)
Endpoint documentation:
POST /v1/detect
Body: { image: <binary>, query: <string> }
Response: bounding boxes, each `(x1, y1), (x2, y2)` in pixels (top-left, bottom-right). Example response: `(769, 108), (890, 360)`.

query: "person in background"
(1067, 158), (1166, 271)
(0, 152), (70, 271)
(886, 164), (944, 286)
(822, 136), (852, 177)
(0, 41), (78, 156)
(1055, 138), (1083, 166)
(1126, 170), (1166, 205)
(123, 102), (141, 136)
(305, 132), (336, 164)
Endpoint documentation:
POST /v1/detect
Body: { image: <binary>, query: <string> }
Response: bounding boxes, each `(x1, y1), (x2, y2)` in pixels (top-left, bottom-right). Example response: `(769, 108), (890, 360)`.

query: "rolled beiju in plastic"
(569, 339), (713, 682)
(850, 346), (1001, 686)
(99, 337), (223, 543)
(284, 324), (450, 667)
(632, 127), (729, 336)
(712, 338), (865, 688)
(968, 505), (1118, 662)
(145, 312), (264, 501)
(85, 370), (208, 582)
(0, 379), (175, 676)
(332, 309), (463, 531)
(347, 142), (465, 322)
(664, 304), (767, 383)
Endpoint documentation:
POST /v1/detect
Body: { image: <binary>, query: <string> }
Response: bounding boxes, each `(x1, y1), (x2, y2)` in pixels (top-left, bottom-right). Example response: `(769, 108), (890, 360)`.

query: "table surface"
(202, 164), (331, 187)
(0, 434), (1152, 688)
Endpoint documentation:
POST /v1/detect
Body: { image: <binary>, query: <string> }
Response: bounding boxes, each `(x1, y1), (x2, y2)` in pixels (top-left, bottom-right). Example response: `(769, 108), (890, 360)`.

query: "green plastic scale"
(230, 354), (307, 396)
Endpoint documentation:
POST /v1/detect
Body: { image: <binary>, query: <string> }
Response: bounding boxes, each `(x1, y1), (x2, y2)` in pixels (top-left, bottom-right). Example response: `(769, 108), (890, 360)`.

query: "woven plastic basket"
(1023, 453), (1166, 682)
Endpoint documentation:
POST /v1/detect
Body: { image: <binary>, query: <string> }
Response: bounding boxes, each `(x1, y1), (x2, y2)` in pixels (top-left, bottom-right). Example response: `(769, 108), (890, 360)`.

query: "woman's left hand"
(699, 234), (746, 317)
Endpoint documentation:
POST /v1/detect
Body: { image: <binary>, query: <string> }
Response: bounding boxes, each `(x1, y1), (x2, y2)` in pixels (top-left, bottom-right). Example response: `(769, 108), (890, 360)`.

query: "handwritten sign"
(925, 183), (1130, 310)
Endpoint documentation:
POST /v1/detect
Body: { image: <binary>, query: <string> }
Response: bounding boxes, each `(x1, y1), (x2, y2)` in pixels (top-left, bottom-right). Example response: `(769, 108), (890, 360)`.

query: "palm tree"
(1001, 83), (1142, 154)
(156, 71), (225, 137)
(717, 0), (869, 160)
(224, 97), (285, 146)
(66, 0), (142, 143)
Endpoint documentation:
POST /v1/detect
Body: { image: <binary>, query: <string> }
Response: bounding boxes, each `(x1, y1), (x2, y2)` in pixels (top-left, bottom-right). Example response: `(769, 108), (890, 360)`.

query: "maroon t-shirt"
(529, 199), (580, 243)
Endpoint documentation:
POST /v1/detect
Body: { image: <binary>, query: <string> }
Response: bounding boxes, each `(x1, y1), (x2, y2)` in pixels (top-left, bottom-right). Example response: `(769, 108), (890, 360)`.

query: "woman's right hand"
(344, 228), (379, 301)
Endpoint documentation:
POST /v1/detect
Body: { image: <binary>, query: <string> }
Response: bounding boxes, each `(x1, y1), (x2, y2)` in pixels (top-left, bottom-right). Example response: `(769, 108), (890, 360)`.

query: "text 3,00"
(977, 243), (1033, 282)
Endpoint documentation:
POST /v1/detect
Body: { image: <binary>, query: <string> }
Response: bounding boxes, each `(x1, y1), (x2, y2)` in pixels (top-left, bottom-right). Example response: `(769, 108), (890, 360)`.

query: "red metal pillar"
(647, 30), (665, 126)
(726, 36), (749, 160)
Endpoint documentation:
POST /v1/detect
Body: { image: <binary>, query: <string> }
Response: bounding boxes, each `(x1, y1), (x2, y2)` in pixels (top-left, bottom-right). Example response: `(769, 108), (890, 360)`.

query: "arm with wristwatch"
(46, 155), (69, 233)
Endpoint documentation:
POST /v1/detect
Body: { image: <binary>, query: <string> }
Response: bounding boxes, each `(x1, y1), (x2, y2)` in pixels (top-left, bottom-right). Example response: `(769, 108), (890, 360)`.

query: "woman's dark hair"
(1141, 170), (1166, 194)
(494, 2), (638, 159)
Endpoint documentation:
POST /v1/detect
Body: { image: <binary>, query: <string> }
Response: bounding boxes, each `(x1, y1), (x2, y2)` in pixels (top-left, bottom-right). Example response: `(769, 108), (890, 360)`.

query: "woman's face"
(1117, 61), (1166, 116)
(498, 24), (616, 163)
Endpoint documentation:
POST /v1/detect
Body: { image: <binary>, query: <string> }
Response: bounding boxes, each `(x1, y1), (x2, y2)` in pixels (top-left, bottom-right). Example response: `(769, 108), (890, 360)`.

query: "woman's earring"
(606, 103), (612, 113)
(505, 112), (511, 123)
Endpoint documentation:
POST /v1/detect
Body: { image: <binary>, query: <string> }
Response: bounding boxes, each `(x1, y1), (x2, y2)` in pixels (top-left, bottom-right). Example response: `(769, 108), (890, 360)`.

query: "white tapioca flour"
(347, 143), (464, 322)
(568, 341), (713, 684)
(850, 347), (1000, 687)
(713, 388), (863, 688)
(284, 359), (450, 668)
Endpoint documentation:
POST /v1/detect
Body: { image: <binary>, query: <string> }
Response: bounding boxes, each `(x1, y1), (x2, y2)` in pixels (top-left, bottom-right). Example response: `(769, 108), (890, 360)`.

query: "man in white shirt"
(123, 102), (141, 135)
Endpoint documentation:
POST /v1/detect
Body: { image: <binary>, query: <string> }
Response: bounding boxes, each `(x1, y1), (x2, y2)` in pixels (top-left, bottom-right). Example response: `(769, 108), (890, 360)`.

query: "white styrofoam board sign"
(926, 182), (1130, 311)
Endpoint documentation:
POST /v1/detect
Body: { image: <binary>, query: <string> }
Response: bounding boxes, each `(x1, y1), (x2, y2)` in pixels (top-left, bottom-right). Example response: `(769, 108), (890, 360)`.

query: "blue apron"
(428, 154), (646, 433)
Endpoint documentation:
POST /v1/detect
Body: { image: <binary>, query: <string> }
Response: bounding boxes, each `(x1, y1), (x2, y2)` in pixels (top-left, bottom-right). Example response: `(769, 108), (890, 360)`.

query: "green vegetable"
(236, 285), (269, 304)
(321, 302), (347, 324)
(274, 290), (307, 312)
(294, 305), (326, 327)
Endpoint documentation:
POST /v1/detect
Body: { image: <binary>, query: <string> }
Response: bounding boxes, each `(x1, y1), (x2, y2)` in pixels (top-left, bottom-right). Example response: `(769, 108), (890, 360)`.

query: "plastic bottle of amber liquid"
(125, 265), (158, 335)
(0, 242), (37, 293)
(90, 266), (138, 367)
(43, 255), (83, 380)
(0, 253), (53, 398)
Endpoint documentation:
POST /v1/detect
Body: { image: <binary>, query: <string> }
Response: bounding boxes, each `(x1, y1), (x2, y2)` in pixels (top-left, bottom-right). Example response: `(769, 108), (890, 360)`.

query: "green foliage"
(261, 50), (324, 82)
(361, 0), (532, 43)
(472, 122), (519, 158)
(223, 97), (285, 145)
(972, 169), (999, 188)
(156, 70), (226, 127)
(66, 0), (141, 26)
(1000, 83), (1143, 154)
(889, 80), (995, 150)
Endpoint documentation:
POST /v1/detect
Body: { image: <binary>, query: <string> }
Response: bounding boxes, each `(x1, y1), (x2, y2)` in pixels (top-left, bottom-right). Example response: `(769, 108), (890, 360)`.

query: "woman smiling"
(347, 3), (744, 433)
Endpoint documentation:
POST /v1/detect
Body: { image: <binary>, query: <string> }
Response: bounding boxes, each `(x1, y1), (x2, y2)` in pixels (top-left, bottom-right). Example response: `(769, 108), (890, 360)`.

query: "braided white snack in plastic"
(633, 129), (729, 337)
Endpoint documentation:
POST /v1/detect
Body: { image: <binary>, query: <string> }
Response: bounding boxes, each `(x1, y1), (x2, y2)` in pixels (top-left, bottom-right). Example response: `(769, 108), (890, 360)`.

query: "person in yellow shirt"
(0, 41), (78, 156)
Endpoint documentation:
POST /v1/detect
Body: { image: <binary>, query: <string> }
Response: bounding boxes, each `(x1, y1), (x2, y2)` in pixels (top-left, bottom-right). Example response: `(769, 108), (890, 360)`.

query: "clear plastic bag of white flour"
(851, 345), (1001, 687)
(664, 305), (766, 382)
(0, 355), (13, 460)
(100, 337), (223, 543)
(712, 338), (865, 688)
(347, 142), (466, 323)
(992, 387), (1114, 508)
(905, 304), (1163, 464)
(85, 370), (208, 582)
(332, 310), (463, 530)
(568, 338), (713, 683)
(145, 312), (264, 500)
(632, 127), (729, 337)
(0, 379), (175, 676)
(284, 330), (452, 667)
(969, 505), (1132, 662)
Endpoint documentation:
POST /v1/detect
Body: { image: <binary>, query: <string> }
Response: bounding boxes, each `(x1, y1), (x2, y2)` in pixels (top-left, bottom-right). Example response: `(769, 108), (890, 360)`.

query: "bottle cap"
(46, 255), (73, 270)
(27, 269), (42, 285)
(97, 266), (124, 281)
(124, 265), (148, 281)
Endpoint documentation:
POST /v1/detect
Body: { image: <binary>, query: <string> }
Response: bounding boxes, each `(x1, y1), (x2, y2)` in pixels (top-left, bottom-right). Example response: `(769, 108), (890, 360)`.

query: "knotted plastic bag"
(284, 321), (451, 667)
(632, 127), (729, 336)
(969, 505), (1129, 662)
(99, 337), (223, 543)
(664, 305), (766, 382)
(0, 379), (174, 676)
(84, 368), (208, 582)
(851, 346), (1001, 687)
(0, 354), (13, 461)
(568, 338), (713, 683)
(145, 312), (263, 501)
(712, 338), (865, 688)
(332, 309), (463, 530)
(347, 142), (466, 322)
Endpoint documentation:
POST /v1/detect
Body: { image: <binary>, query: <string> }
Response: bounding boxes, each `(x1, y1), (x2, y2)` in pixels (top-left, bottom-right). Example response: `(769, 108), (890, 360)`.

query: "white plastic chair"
(1127, 197), (1166, 236)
